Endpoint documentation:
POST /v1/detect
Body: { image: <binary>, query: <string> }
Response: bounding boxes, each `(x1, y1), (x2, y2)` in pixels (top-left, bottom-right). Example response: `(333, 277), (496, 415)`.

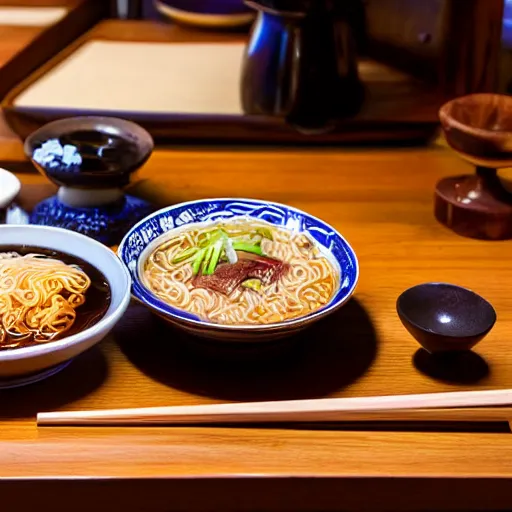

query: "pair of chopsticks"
(37, 389), (512, 427)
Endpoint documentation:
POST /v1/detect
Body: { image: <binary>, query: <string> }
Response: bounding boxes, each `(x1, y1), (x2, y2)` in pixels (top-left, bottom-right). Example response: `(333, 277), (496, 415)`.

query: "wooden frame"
(0, 0), (109, 102)
(0, 0), (109, 165)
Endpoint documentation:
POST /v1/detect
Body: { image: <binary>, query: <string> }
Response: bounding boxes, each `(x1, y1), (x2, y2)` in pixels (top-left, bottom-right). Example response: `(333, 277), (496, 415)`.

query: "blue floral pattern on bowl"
(118, 198), (359, 341)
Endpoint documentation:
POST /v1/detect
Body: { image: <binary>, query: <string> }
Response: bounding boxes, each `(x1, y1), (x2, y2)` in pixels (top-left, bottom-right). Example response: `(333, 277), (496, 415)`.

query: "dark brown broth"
(0, 245), (111, 350)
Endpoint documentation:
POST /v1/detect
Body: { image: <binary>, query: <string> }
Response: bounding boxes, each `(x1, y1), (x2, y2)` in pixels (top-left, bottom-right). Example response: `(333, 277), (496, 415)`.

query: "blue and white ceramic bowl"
(118, 199), (359, 342)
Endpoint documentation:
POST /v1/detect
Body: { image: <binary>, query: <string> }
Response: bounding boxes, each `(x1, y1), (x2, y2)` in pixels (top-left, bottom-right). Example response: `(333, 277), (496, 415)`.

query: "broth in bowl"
(140, 217), (338, 326)
(0, 245), (111, 350)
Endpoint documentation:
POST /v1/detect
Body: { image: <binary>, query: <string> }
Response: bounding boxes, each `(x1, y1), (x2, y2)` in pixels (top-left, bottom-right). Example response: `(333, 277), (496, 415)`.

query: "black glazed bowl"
(396, 283), (497, 354)
(158, 0), (250, 14)
(154, 0), (253, 27)
(24, 116), (154, 190)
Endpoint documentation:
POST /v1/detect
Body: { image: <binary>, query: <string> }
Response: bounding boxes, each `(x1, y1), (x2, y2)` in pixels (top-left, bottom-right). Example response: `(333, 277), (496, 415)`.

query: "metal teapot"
(241, 0), (365, 133)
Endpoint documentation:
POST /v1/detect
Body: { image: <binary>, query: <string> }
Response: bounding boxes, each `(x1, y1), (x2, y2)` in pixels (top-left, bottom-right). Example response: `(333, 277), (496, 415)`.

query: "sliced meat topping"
(193, 253), (289, 296)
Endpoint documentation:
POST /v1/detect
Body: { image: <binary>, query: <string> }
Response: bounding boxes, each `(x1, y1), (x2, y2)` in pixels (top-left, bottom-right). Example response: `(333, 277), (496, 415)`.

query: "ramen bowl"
(118, 198), (359, 342)
(0, 225), (131, 383)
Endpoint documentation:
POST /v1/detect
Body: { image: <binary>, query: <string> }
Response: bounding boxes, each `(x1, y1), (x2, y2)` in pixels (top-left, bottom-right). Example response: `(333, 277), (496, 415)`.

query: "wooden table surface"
(1, 141), (512, 512)
(0, 0), (107, 159)
(0, 7), (50, 143)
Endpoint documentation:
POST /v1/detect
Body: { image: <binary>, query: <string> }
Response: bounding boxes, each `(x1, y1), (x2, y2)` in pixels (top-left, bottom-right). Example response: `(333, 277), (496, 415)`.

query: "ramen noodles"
(142, 218), (338, 325)
(0, 247), (111, 350)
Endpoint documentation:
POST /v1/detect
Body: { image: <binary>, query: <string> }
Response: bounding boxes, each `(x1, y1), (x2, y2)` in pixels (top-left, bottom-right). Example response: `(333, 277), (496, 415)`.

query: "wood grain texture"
(0, 24), (46, 143)
(441, 0), (504, 95)
(1, 19), (441, 145)
(354, 0), (504, 96)
(0, 26), (41, 68)
(0, 0), (108, 152)
(2, 144), (512, 512)
(0, 0), (107, 99)
(0, 0), (82, 6)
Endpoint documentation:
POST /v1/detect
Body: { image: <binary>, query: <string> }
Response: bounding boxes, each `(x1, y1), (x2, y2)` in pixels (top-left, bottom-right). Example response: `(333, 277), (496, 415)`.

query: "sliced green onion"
(192, 248), (206, 275)
(201, 245), (215, 274)
(198, 233), (213, 248)
(214, 229), (228, 242)
(171, 246), (199, 264)
(186, 228), (270, 273)
(232, 242), (264, 256)
(199, 229), (225, 247)
(256, 227), (274, 240)
(242, 279), (262, 292)
(223, 237), (238, 264)
(205, 241), (223, 275)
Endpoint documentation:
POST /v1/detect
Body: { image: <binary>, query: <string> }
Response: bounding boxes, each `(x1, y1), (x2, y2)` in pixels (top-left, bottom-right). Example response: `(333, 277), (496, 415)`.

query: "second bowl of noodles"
(118, 198), (359, 341)
(0, 225), (131, 379)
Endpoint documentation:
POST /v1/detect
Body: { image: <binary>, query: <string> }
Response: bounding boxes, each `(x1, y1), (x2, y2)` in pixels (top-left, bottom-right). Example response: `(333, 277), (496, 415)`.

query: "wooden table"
(0, 0), (106, 163)
(2, 142), (512, 512)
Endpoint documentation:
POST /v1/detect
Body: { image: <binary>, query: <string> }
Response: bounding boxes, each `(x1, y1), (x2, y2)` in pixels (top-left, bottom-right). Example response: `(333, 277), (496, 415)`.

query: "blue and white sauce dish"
(118, 198), (359, 342)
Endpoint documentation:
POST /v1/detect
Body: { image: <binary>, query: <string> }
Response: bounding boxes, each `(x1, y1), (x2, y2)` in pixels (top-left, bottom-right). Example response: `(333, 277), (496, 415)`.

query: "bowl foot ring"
(0, 359), (73, 390)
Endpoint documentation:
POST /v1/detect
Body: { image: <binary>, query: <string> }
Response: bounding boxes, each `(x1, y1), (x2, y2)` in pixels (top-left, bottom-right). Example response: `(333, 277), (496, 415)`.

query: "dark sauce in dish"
(0, 245), (111, 351)
(32, 130), (143, 188)
(57, 130), (140, 173)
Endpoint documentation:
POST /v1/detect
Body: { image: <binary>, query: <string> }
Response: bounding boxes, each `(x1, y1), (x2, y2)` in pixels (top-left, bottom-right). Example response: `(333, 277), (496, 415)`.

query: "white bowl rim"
(118, 197), (359, 332)
(0, 225), (131, 361)
(0, 168), (21, 209)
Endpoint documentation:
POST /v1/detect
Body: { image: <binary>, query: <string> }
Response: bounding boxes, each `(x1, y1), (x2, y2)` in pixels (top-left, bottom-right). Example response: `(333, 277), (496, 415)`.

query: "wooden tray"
(2, 144), (512, 511)
(0, 0), (108, 164)
(1, 19), (443, 145)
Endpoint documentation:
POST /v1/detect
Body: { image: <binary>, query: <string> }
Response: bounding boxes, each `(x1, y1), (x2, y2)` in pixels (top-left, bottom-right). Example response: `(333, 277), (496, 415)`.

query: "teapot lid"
(245, 0), (321, 15)
(245, 0), (354, 16)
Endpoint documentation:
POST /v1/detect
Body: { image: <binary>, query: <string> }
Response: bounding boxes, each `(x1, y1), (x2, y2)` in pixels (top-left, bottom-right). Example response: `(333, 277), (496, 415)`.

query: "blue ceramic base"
(0, 359), (72, 390)
(30, 194), (154, 246)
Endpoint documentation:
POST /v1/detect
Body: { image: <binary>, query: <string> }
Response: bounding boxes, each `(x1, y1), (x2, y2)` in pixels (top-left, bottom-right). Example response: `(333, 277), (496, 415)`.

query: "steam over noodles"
(0, 251), (96, 349)
(142, 218), (338, 325)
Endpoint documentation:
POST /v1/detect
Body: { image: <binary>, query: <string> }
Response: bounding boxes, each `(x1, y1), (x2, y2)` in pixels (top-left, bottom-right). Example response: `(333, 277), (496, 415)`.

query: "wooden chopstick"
(37, 389), (512, 427)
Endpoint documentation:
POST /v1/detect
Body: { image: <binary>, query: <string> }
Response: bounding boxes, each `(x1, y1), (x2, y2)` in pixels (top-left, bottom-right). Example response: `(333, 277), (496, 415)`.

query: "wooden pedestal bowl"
(437, 93), (512, 240)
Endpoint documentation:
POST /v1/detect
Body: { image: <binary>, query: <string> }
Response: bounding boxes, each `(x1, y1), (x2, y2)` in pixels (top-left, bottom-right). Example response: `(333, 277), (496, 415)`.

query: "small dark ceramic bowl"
(158, 0), (250, 14)
(24, 116), (154, 190)
(439, 93), (512, 168)
(396, 283), (496, 354)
